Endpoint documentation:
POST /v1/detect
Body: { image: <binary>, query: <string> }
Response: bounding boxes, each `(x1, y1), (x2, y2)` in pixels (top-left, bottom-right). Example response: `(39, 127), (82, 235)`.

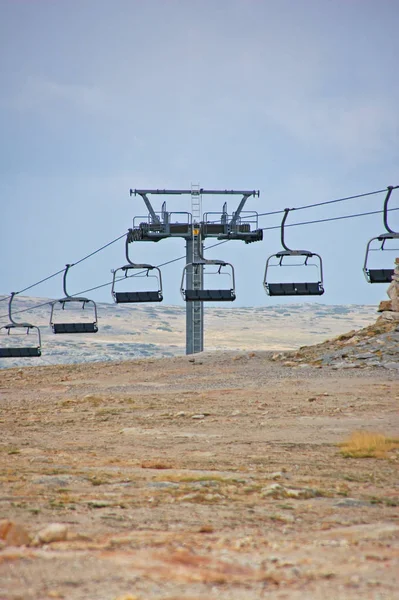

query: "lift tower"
(130, 188), (262, 354)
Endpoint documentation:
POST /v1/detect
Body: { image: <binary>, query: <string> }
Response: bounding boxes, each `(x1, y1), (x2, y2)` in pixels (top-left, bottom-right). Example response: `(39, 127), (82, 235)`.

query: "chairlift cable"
(1, 206), (397, 320)
(72, 232), (127, 267)
(257, 187), (389, 219)
(206, 187), (391, 224)
(0, 232), (128, 308)
(260, 206), (399, 232)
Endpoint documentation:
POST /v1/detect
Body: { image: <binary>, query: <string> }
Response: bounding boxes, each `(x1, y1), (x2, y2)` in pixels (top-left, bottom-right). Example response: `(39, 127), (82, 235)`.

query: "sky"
(1, 0), (398, 319)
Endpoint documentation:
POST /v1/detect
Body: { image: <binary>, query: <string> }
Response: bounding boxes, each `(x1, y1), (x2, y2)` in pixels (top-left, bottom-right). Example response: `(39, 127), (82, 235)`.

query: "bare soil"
(0, 349), (398, 600)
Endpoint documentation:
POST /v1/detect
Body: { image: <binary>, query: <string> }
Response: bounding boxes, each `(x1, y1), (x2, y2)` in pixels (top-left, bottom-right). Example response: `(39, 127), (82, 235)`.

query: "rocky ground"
(272, 313), (399, 371)
(0, 316), (398, 600)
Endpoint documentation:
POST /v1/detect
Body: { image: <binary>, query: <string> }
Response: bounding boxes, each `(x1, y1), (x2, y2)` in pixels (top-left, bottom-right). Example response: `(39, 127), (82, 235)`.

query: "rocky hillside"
(272, 259), (399, 371)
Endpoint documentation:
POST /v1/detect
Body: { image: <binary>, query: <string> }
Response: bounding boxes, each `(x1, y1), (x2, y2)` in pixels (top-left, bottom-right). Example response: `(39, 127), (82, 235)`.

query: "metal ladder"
(191, 184), (203, 353)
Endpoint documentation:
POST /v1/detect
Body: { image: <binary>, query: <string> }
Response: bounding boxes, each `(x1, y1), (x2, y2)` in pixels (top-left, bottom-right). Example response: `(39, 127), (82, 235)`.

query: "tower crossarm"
(131, 190), (161, 224)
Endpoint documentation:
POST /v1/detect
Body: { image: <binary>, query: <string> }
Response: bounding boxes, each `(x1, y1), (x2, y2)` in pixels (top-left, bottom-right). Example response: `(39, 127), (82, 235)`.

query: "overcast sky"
(1, 0), (398, 317)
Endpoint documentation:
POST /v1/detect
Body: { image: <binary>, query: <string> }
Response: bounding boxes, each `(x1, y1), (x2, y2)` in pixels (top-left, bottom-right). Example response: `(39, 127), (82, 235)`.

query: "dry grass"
(339, 431), (399, 459)
(141, 461), (174, 469)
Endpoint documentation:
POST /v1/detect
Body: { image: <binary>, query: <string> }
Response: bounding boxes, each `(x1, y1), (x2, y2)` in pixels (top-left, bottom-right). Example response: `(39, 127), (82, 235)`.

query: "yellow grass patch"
(339, 431), (399, 459)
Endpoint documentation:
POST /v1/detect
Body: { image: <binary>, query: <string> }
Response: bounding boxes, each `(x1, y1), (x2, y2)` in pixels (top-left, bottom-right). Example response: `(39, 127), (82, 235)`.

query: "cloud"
(13, 76), (111, 118)
(261, 92), (398, 163)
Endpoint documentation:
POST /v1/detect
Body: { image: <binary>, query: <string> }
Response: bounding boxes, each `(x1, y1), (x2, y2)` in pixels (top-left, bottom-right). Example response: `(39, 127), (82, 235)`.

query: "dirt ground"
(0, 349), (398, 600)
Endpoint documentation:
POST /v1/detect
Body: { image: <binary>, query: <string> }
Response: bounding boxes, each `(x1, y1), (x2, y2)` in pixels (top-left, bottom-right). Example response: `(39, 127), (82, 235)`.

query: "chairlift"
(363, 186), (399, 283)
(0, 292), (42, 357)
(180, 237), (236, 302)
(264, 208), (324, 296)
(111, 230), (163, 303)
(50, 264), (98, 333)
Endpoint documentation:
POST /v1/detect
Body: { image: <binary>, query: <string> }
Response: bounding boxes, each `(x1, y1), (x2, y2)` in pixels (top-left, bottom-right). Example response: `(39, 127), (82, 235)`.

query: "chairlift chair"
(263, 208), (324, 297)
(363, 186), (399, 283)
(50, 265), (98, 333)
(111, 230), (163, 303)
(180, 237), (236, 302)
(0, 292), (42, 357)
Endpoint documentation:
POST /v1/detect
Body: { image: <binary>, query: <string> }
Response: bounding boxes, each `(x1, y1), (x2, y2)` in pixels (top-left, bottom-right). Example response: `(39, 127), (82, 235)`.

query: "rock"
(261, 483), (284, 497)
(33, 523), (68, 545)
(285, 487), (321, 499)
(192, 414), (205, 419)
(32, 475), (73, 486)
(379, 311), (399, 322)
(0, 520), (31, 546)
(334, 498), (370, 507)
(269, 471), (285, 480)
(382, 361), (399, 370)
(271, 512), (295, 523)
(261, 484), (321, 499)
(147, 481), (179, 489)
(378, 300), (392, 312)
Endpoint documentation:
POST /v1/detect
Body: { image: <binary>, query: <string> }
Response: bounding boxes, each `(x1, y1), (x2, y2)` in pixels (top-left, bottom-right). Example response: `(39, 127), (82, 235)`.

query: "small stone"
(335, 498), (370, 508)
(261, 483), (284, 497)
(32, 475), (73, 486)
(192, 414), (205, 419)
(272, 512), (295, 523)
(33, 523), (68, 545)
(147, 481), (179, 489)
(285, 487), (321, 499)
(269, 471), (284, 480)
(175, 411), (186, 417)
(382, 362), (399, 370)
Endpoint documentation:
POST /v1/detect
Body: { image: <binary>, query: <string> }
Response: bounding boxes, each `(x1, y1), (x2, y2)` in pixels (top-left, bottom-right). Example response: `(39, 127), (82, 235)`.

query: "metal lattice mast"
(130, 187), (261, 355)
(186, 185), (203, 354)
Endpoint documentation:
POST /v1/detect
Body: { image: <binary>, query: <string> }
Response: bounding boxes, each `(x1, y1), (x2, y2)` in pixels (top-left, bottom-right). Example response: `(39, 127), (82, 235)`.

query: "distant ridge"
(0, 296), (378, 368)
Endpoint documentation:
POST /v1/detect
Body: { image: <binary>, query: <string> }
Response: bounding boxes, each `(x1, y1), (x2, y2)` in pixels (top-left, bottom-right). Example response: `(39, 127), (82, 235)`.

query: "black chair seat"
(367, 269), (394, 283)
(0, 347), (41, 358)
(184, 289), (236, 302)
(267, 282), (324, 296)
(115, 291), (163, 303)
(52, 323), (98, 334)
